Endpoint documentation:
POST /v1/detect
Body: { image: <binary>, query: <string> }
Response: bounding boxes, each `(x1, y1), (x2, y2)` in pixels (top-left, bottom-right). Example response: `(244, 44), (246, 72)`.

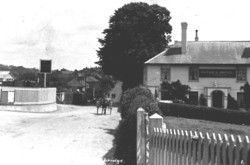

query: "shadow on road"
(102, 128), (120, 165)
(102, 128), (116, 136)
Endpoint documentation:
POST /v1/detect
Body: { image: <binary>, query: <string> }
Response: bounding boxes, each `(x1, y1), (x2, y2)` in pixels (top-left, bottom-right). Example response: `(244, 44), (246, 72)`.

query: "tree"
(161, 80), (190, 103)
(97, 2), (172, 90)
(99, 75), (115, 97)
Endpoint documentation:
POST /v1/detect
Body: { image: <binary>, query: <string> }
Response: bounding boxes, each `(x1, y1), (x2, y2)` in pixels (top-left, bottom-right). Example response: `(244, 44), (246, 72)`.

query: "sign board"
(40, 60), (52, 73)
(199, 69), (236, 78)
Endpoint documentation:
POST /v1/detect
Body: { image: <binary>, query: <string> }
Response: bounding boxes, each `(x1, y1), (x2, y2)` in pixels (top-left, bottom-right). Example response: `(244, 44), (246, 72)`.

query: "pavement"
(0, 104), (121, 165)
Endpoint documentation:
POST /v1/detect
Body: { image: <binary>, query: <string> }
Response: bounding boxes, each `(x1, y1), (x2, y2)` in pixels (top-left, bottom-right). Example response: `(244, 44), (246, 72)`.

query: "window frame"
(189, 66), (199, 81)
(236, 67), (247, 82)
(161, 65), (171, 82)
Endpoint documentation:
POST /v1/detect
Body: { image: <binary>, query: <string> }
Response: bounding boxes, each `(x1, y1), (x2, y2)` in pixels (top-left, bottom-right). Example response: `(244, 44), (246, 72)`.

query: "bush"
(161, 80), (190, 103)
(159, 102), (250, 125)
(119, 86), (154, 119)
(127, 95), (160, 117)
(114, 86), (160, 165)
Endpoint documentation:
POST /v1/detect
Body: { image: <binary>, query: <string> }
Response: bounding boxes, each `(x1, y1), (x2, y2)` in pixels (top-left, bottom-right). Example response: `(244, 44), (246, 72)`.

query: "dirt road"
(0, 104), (120, 165)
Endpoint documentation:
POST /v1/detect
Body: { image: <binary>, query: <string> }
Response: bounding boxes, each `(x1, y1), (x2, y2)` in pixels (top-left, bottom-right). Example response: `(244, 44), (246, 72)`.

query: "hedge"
(119, 86), (155, 119)
(114, 86), (160, 165)
(159, 102), (250, 125)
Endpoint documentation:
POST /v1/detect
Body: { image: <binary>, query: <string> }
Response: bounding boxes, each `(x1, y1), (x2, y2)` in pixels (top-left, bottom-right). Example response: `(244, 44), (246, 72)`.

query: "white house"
(144, 22), (250, 108)
(0, 71), (15, 85)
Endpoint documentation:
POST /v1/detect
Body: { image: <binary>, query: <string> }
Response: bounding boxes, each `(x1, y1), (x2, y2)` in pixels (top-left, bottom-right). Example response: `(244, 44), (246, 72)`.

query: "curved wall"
(0, 87), (57, 112)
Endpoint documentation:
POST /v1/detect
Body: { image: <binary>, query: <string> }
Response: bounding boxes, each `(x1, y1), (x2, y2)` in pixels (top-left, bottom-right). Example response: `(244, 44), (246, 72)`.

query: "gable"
(0, 71), (15, 80)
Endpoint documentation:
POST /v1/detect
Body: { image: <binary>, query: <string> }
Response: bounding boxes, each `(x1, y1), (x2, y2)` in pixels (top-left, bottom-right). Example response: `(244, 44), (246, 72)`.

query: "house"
(144, 22), (250, 109)
(108, 80), (123, 103)
(0, 71), (15, 86)
(67, 77), (86, 92)
(67, 72), (100, 93)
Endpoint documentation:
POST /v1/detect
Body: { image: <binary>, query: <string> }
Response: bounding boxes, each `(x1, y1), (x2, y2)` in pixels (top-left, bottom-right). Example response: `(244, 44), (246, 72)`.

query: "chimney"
(181, 22), (188, 54)
(195, 30), (199, 41)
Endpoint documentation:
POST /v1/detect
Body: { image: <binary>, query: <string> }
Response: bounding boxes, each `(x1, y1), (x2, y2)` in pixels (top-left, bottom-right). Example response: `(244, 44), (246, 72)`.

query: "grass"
(163, 116), (250, 137)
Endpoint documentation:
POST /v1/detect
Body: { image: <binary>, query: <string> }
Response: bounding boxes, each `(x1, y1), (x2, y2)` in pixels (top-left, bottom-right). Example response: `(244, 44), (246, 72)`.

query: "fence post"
(137, 108), (146, 165)
(149, 113), (163, 165)
(149, 113), (163, 135)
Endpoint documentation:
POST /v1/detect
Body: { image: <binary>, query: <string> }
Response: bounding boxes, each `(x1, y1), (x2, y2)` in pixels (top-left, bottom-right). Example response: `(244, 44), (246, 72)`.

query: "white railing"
(137, 109), (250, 165)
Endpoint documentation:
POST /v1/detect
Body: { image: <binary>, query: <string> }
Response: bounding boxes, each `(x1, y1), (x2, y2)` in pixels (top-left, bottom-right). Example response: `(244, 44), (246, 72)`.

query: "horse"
(96, 97), (113, 115)
(101, 98), (109, 115)
(108, 99), (113, 115)
(95, 98), (102, 114)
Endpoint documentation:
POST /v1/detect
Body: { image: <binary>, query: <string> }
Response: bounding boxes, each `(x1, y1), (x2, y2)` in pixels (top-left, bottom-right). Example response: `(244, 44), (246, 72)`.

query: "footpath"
(0, 104), (120, 165)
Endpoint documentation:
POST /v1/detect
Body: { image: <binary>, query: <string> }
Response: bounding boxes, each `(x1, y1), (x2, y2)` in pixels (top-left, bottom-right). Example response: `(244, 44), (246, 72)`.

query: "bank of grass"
(163, 116), (250, 137)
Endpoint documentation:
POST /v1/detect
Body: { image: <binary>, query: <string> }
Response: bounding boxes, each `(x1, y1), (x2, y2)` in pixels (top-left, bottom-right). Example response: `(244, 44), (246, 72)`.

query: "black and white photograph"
(0, 0), (249, 164)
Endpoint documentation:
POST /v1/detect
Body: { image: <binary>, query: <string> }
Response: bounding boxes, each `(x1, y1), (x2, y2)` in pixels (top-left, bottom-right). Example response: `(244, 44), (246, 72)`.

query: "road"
(0, 104), (120, 165)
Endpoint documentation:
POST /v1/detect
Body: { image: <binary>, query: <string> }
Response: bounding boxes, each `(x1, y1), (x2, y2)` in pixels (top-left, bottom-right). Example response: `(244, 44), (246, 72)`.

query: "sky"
(0, 0), (250, 70)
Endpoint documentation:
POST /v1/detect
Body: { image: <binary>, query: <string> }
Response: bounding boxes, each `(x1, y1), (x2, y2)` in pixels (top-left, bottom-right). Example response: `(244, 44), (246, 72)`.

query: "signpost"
(40, 60), (52, 87)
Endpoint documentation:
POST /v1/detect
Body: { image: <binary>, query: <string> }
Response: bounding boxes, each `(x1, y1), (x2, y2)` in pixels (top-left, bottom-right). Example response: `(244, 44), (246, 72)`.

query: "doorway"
(212, 90), (224, 108)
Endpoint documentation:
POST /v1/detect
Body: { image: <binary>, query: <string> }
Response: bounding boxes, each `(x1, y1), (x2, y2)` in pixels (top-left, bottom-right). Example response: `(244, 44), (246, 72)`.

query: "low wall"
(0, 86), (57, 112)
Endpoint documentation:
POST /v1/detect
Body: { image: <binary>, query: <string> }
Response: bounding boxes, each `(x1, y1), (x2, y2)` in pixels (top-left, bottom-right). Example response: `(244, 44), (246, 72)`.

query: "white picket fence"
(136, 108), (250, 165)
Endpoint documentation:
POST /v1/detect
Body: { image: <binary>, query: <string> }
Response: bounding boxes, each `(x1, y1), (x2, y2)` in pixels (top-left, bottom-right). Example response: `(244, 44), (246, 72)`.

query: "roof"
(0, 71), (15, 80)
(67, 78), (85, 87)
(145, 41), (250, 65)
(67, 75), (99, 87)
(86, 76), (99, 83)
(165, 47), (181, 56)
(242, 47), (250, 58)
(76, 76), (99, 82)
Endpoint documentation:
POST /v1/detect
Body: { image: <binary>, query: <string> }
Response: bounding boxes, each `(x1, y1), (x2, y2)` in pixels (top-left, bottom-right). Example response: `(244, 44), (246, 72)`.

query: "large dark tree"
(99, 75), (115, 97)
(97, 2), (172, 90)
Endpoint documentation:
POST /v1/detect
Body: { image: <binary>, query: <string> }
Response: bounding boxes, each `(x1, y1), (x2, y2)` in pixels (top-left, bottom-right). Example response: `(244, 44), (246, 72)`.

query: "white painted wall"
(145, 64), (249, 101)
(144, 65), (161, 87)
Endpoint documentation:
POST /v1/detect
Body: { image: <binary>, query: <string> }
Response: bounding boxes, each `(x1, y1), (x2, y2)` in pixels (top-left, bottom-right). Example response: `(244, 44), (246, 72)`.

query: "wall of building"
(109, 81), (123, 103)
(144, 65), (161, 96)
(144, 65), (161, 87)
(145, 64), (249, 106)
(170, 65), (247, 99)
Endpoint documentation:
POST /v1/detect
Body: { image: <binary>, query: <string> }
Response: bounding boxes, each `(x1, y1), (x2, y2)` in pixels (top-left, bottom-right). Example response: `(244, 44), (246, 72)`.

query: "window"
(161, 65), (170, 81)
(237, 92), (244, 108)
(189, 91), (198, 105)
(189, 67), (199, 81)
(236, 68), (247, 82)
